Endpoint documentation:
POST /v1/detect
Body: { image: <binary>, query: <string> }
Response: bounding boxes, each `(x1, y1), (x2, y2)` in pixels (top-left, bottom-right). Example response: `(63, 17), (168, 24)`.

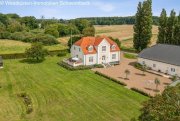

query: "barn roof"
(138, 44), (180, 66)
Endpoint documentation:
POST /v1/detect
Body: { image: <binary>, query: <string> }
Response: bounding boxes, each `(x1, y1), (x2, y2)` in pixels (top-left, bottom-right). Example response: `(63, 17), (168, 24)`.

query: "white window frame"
(89, 56), (93, 62)
(112, 54), (116, 59)
(102, 46), (106, 52)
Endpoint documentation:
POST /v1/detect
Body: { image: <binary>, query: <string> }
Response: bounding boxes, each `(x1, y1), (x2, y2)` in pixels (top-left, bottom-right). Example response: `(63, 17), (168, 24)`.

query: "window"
(89, 57), (93, 62)
(171, 68), (176, 72)
(74, 46), (76, 50)
(79, 48), (81, 52)
(88, 45), (93, 52)
(102, 46), (106, 51)
(153, 64), (156, 67)
(112, 54), (116, 59)
(111, 45), (116, 50)
(76, 55), (78, 58)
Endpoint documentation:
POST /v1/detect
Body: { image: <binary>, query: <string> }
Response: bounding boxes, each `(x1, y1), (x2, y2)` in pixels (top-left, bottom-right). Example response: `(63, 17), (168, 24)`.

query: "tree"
(139, 84), (180, 121)
(174, 13), (180, 45)
(109, 37), (121, 49)
(142, 65), (147, 75)
(20, 16), (38, 29)
(7, 20), (25, 33)
(166, 10), (176, 44)
(82, 26), (95, 36)
(154, 78), (160, 91)
(67, 36), (81, 50)
(133, 0), (152, 51)
(73, 19), (91, 33)
(25, 42), (48, 62)
(45, 24), (59, 38)
(157, 9), (167, 44)
(124, 69), (130, 79)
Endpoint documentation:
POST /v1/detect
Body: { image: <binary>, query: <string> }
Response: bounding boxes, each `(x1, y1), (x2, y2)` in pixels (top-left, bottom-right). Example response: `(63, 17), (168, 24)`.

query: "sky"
(0, 0), (179, 19)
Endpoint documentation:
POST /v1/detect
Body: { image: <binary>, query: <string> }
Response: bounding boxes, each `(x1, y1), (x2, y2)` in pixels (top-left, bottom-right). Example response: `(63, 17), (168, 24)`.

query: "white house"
(70, 36), (120, 66)
(138, 44), (180, 77)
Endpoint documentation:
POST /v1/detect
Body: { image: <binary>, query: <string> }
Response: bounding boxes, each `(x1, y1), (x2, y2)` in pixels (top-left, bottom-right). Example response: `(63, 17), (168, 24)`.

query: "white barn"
(70, 36), (120, 66)
(138, 44), (180, 77)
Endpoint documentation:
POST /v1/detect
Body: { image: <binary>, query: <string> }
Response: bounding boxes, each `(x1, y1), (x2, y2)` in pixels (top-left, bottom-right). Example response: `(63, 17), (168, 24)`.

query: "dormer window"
(111, 45), (116, 50)
(88, 45), (93, 52)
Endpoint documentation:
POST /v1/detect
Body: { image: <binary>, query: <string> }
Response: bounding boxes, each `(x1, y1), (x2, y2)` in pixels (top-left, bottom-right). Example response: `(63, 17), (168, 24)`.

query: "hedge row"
(131, 87), (152, 97)
(0, 49), (68, 59)
(58, 61), (104, 71)
(0, 31), (59, 45)
(95, 71), (127, 86)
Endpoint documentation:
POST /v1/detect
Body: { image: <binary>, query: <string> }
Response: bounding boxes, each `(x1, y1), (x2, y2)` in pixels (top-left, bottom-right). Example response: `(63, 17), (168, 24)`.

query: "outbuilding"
(138, 44), (180, 77)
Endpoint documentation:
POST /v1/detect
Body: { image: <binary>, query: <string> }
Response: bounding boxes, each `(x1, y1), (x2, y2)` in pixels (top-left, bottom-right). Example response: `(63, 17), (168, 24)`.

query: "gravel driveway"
(93, 53), (172, 96)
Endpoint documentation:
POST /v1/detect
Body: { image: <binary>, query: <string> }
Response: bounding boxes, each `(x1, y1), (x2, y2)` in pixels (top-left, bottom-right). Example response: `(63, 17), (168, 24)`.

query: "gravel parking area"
(93, 53), (172, 96)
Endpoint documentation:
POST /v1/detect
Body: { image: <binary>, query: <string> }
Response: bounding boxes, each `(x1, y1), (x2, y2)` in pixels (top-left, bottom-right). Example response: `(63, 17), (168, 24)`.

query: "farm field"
(95, 25), (158, 48)
(0, 56), (148, 121)
(0, 39), (67, 54)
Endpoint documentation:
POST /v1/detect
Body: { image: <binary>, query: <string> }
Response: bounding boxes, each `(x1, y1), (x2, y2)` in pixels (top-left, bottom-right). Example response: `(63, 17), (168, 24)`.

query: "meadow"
(0, 56), (148, 121)
(0, 39), (67, 54)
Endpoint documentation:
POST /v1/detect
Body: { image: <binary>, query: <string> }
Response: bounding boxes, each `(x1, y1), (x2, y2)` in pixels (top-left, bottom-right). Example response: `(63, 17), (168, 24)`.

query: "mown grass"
(0, 39), (67, 54)
(0, 56), (148, 121)
(124, 53), (137, 59)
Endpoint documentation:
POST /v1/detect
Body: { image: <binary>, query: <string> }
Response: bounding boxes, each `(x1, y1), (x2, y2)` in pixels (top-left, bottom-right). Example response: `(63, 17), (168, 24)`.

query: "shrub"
(131, 87), (152, 97)
(0, 31), (11, 39)
(57, 51), (67, 57)
(58, 61), (103, 71)
(95, 71), (127, 86)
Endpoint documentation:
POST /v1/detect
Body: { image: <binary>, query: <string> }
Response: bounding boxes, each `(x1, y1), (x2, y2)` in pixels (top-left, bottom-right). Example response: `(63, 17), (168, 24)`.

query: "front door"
(102, 55), (106, 63)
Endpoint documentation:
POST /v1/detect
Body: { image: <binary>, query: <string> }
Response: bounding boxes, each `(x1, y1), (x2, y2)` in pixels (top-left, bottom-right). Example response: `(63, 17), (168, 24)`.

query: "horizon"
(0, 0), (179, 19)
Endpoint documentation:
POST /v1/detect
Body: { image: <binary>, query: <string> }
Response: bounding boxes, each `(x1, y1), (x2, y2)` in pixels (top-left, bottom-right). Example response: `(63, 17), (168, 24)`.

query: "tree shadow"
(135, 73), (146, 76)
(19, 59), (44, 64)
(153, 89), (160, 92)
(163, 82), (170, 85)
(144, 87), (153, 91)
(128, 62), (136, 66)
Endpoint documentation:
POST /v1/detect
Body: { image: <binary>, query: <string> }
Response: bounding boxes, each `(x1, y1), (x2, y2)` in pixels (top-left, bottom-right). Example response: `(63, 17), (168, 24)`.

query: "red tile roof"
(74, 36), (120, 55)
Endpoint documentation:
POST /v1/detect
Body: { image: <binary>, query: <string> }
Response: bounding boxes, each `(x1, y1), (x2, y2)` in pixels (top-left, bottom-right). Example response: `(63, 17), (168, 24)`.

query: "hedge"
(131, 87), (152, 97)
(58, 61), (104, 71)
(95, 71), (127, 86)
(0, 49), (68, 59)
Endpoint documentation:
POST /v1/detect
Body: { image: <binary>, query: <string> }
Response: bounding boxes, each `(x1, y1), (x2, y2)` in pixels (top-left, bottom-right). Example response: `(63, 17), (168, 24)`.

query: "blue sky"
(0, 0), (179, 19)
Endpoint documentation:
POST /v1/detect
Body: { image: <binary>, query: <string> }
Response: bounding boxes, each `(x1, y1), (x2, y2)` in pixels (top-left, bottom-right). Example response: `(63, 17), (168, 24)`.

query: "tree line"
(0, 13), (95, 45)
(157, 9), (180, 45)
(76, 16), (159, 25)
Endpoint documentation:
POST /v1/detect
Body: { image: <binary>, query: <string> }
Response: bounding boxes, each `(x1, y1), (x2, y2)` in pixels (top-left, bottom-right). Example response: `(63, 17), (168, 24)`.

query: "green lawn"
(0, 39), (67, 54)
(0, 56), (148, 121)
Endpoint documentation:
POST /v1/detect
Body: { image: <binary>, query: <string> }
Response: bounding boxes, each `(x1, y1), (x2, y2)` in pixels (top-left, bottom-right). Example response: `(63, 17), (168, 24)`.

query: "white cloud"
(93, 2), (115, 12)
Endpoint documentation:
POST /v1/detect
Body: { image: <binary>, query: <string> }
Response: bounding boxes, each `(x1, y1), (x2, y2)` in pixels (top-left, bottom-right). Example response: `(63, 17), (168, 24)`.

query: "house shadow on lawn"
(19, 59), (44, 64)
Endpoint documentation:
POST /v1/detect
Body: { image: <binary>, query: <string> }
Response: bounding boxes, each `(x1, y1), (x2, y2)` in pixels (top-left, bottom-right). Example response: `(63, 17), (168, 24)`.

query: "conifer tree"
(158, 9), (167, 44)
(166, 10), (176, 44)
(133, 0), (152, 51)
(174, 12), (180, 45)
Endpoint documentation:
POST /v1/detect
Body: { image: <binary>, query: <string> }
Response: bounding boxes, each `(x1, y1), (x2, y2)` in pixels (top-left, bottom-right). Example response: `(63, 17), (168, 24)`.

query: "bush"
(0, 31), (11, 39)
(58, 61), (103, 71)
(131, 87), (152, 97)
(57, 51), (67, 57)
(95, 71), (127, 86)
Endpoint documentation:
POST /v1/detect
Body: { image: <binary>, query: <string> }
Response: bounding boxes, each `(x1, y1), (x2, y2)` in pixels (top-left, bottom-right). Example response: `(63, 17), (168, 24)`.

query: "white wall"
(84, 54), (97, 65)
(110, 51), (120, 62)
(97, 39), (111, 64)
(138, 58), (180, 77)
(70, 45), (84, 61)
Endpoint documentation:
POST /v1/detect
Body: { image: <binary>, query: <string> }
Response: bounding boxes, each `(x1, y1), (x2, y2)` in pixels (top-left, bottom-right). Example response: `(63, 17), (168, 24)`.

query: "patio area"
(63, 57), (83, 67)
(93, 53), (172, 96)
